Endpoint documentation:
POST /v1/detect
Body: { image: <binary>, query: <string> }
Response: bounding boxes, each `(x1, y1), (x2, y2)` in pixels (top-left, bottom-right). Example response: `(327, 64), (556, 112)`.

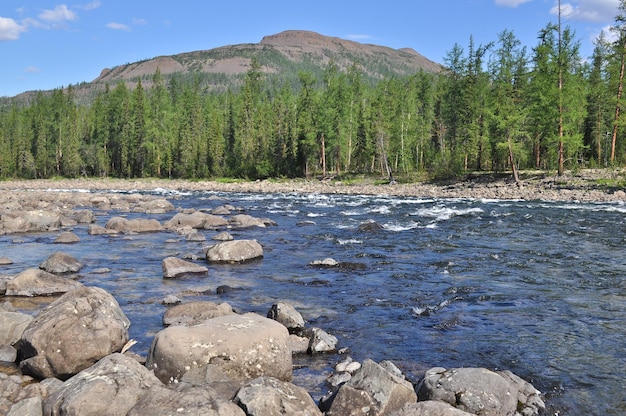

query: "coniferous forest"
(2, 16), (626, 182)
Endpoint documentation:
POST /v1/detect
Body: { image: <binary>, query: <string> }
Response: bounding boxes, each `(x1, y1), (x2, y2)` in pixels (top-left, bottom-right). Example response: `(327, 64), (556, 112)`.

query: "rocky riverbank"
(0, 170), (618, 415)
(0, 169), (624, 203)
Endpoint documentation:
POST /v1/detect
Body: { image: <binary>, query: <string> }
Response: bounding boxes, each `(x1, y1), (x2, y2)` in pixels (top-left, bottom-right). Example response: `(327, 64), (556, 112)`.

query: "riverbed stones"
(17, 286), (130, 380)
(325, 358), (417, 416)
(228, 214), (267, 228)
(162, 300), (234, 326)
(5, 268), (83, 297)
(416, 367), (545, 416)
(234, 375), (323, 416)
(206, 239), (264, 263)
(44, 353), (163, 416)
(307, 327), (339, 353)
(39, 251), (83, 274)
(161, 256), (208, 278)
(105, 216), (163, 233)
(146, 312), (291, 384)
(390, 401), (475, 415)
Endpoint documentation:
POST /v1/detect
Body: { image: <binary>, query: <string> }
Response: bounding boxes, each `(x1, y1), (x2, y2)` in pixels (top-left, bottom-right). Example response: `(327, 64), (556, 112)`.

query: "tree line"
(3, 12), (626, 181)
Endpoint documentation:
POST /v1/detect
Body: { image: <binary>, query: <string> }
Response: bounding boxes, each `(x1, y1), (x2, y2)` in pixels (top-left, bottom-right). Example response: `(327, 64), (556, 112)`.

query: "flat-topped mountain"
(94, 30), (441, 85)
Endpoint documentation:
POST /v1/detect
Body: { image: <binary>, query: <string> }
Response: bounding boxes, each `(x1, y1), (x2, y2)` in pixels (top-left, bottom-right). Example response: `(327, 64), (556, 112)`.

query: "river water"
(3, 189), (626, 414)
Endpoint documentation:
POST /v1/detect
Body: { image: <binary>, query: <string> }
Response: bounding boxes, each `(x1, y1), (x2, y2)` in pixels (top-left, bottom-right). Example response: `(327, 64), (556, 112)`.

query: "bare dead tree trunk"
(508, 136), (522, 188)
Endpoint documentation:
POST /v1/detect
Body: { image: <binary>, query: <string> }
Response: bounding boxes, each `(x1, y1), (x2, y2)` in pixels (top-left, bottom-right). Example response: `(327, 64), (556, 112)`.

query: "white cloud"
(38, 5), (77, 23)
(552, 0), (619, 23)
(0, 16), (27, 41)
(106, 22), (130, 31)
(495, 0), (533, 7)
(24, 66), (41, 73)
(81, 1), (102, 11)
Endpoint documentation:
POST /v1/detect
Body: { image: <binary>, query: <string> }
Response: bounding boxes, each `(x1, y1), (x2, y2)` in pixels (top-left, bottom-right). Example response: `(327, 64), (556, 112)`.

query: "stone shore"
(0, 168), (625, 203)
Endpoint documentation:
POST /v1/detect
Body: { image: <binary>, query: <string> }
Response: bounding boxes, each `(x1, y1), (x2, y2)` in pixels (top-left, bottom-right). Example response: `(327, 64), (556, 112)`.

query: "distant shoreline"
(0, 170), (625, 203)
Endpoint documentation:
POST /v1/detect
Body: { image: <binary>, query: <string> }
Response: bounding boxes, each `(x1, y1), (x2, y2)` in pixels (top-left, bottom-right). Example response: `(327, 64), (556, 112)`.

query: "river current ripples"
(3, 189), (626, 414)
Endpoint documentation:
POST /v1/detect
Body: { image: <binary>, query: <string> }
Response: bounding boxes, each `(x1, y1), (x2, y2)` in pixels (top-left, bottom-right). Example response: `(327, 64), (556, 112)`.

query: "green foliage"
(3, 18), (626, 180)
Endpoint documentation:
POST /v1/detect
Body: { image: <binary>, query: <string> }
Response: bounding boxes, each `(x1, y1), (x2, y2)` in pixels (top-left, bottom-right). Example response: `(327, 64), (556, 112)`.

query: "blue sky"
(0, 0), (620, 97)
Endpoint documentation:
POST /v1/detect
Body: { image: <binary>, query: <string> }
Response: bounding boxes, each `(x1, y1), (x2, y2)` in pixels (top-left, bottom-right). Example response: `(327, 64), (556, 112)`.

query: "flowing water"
(3, 189), (626, 414)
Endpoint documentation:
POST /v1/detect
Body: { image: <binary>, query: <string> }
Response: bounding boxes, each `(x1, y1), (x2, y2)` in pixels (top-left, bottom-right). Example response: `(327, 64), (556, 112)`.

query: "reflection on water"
(2, 190), (626, 414)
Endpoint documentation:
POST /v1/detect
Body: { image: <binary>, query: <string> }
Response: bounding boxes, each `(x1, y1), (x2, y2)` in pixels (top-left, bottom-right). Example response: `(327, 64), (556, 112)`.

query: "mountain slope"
(94, 30), (441, 86)
(8, 30), (442, 105)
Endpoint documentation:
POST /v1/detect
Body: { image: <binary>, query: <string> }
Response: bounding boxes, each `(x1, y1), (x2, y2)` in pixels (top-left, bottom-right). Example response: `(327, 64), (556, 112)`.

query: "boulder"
(7, 396), (43, 416)
(212, 231), (234, 241)
(228, 214), (267, 228)
(44, 353), (163, 416)
(0, 256), (14, 265)
(39, 251), (83, 274)
(162, 300), (234, 326)
(235, 376), (323, 416)
(105, 217), (162, 233)
(0, 311), (34, 346)
(267, 302), (305, 334)
(307, 327), (338, 353)
(416, 367), (545, 416)
(161, 256), (208, 278)
(71, 209), (95, 224)
(147, 312), (291, 384)
(389, 401), (475, 416)
(138, 197), (175, 213)
(0, 345), (17, 362)
(23, 210), (61, 231)
(17, 286), (130, 380)
(326, 359), (417, 416)
(206, 239), (263, 263)
(128, 383), (245, 416)
(5, 268), (83, 297)
(357, 219), (385, 232)
(87, 224), (118, 235)
(164, 211), (228, 230)
(53, 231), (80, 244)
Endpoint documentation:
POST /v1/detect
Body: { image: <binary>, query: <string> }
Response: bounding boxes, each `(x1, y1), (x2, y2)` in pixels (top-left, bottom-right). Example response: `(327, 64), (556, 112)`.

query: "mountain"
(11, 30), (443, 104)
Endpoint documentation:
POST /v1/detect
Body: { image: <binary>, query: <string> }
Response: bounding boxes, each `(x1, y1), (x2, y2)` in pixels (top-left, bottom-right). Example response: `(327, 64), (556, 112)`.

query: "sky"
(0, 0), (621, 97)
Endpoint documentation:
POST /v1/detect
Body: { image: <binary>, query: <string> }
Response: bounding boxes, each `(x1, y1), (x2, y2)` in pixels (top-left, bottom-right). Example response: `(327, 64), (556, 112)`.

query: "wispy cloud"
(106, 22), (131, 31)
(551, 0), (619, 23)
(494, 0), (533, 7)
(24, 66), (41, 73)
(81, 1), (102, 11)
(132, 18), (147, 25)
(38, 5), (77, 23)
(0, 16), (27, 41)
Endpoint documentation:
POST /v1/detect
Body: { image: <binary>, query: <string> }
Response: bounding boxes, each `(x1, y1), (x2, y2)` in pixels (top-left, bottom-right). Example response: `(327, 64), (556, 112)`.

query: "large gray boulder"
(147, 312), (291, 384)
(39, 251), (83, 274)
(235, 376), (323, 416)
(53, 231), (81, 244)
(161, 256), (208, 278)
(17, 286), (130, 380)
(163, 300), (234, 326)
(128, 383), (245, 416)
(416, 367), (545, 416)
(44, 353), (163, 416)
(5, 268), (83, 297)
(206, 239), (263, 263)
(326, 359), (417, 416)
(105, 216), (162, 233)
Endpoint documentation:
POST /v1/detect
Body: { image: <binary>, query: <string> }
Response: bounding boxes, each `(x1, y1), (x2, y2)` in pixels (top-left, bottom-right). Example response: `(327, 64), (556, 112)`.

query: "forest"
(1, 15), (626, 182)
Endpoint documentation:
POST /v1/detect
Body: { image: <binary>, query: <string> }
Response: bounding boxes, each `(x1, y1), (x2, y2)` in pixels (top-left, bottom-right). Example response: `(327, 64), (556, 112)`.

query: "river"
(3, 189), (626, 414)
